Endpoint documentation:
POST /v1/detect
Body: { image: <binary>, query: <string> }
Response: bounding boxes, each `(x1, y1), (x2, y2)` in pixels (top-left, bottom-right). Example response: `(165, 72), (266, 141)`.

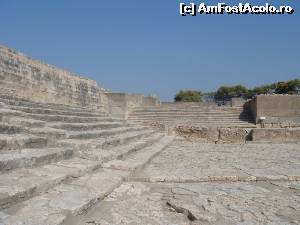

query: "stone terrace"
(74, 140), (300, 225)
(128, 102), (258, 144)
(128, 102), (256, 128)
(0, 96), (173, 225)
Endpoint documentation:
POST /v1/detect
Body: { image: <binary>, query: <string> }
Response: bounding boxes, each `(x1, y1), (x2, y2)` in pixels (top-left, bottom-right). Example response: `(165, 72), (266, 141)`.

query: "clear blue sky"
(0, 0), (299, 101)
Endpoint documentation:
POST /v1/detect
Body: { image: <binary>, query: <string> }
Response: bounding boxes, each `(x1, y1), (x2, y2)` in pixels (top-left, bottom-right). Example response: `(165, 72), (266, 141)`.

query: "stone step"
(133, 110), (244, 113)
(7, 105), (106, 118)
(131, 121), (257, 128)
(130, 112), (248, 116)
(0, 123), (24, 134)
(103, 136), (174, 172)
(0, 108), (121, 124)
(0, 136), (173, 225)
(129, 112), (251, 116)
(29, 127), (67, 139)
(0, 168), (129, 225)
(192, 124), (256, 127)
(134, 105), (243, 109)
(0, 122), (66, 140)
(137, 123), (256, 128)
(1, 117), (46, 128)
(0, 96), (105, 114)
(0, 133), (163, 210)
(48, 121), (126, 131)
(0, 147), (73, 172)
(0, 157), (102, 210)
(129, 115), (253, 119)
(130, 111), (250, 116)
(66, 126), (147, 140)
(129, 112), (252, 116)
(130, 120), (255, 126)
(134, 107), (248, 111)
(59, 129), (156, 150)
(0, 135), (48, 151)
(129, 118), (253, 122)
(77, 133), (164, 162)
(129, 117), (253, 121)
(23, 113), (120, 123)
(131, 108), (246, 113)
(0, 108), (26, 118)
(130, 119), (254, 123)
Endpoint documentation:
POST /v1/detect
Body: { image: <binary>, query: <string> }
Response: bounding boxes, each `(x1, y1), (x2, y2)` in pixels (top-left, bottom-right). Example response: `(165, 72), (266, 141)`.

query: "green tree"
(251, 79), (300, 95)
(283, 79), (300, 94)
(252, 83), (276, 95)
(174, 90), (202, 102)
(214, 85), (249, 101)
(275, 82), (289, 94)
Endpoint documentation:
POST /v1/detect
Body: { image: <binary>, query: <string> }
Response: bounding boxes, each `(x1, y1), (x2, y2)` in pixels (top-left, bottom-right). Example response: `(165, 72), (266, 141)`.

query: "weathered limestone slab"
(172, 126), (252, 143)
(66, 126), (146, 139)
(134, 140), (300, 182)
(48, 121), (125, 131)
(1, 169), (129, 225)
(174, 126), (219, 143)
(0, 157), (101, 209)
(76, 133), (163, 162)
(0, 147), (73, 172)
(73, 181), (300, 225)
(0, 134), (48, 151)
(6, 105), (106, 117)
(218, 127), (251, 143)
(58, 129), (156, 150)
(103, 136), (174, 171)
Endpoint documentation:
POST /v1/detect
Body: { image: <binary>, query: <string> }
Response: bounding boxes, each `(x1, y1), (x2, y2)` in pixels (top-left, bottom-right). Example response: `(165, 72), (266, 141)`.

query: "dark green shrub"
(174, 90), (202, 102)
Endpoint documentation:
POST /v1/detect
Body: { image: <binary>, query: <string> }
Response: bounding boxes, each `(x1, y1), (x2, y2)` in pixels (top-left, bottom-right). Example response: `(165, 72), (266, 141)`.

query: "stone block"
(252, 128), (300, 143)
(173, 126), (219, 143)
(218, 128), (250, 143)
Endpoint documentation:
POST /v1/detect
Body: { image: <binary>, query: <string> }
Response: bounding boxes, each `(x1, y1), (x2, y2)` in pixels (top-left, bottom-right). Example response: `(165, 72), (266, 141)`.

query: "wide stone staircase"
(0, 96), (173, 225)
(128, 103), (256, 128)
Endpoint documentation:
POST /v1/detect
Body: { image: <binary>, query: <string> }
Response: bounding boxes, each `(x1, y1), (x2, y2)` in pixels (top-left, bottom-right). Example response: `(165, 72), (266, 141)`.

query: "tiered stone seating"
(0, 96), (173, 225)
(128, 103), (256, 128)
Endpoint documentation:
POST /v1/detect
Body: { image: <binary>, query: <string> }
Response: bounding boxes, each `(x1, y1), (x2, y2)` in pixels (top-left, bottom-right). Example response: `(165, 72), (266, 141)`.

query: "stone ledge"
(252, 128), (300, 143)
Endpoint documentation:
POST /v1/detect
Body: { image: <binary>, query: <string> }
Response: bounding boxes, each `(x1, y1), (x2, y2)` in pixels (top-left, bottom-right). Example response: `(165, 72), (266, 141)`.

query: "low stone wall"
(249, 95), (300, 127)
(251, 128), (300, 143)
(171, 126), (252, 143)
(106, 93), (160, 119)
(0, 45), (109, 112)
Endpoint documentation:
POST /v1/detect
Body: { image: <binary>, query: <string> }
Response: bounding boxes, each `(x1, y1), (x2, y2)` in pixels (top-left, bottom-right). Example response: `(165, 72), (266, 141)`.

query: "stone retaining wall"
(249, 95), (300, 127)
(0, 45), (109, 112)
(0, 46), (159, 115)
(106, 93), (160, 119)
(166, 125), (252, 143)
(171, 126), (300, 144)
(251, 128), (300, 143)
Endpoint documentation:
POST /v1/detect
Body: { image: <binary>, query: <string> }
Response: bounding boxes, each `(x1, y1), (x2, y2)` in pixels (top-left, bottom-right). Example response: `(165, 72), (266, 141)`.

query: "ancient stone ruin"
(0, 45), (299, 225)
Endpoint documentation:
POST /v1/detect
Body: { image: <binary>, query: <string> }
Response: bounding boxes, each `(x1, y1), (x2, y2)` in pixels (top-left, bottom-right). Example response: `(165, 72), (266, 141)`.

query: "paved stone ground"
(134, 140), (300, 182)
(74, 140), (300, 225)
